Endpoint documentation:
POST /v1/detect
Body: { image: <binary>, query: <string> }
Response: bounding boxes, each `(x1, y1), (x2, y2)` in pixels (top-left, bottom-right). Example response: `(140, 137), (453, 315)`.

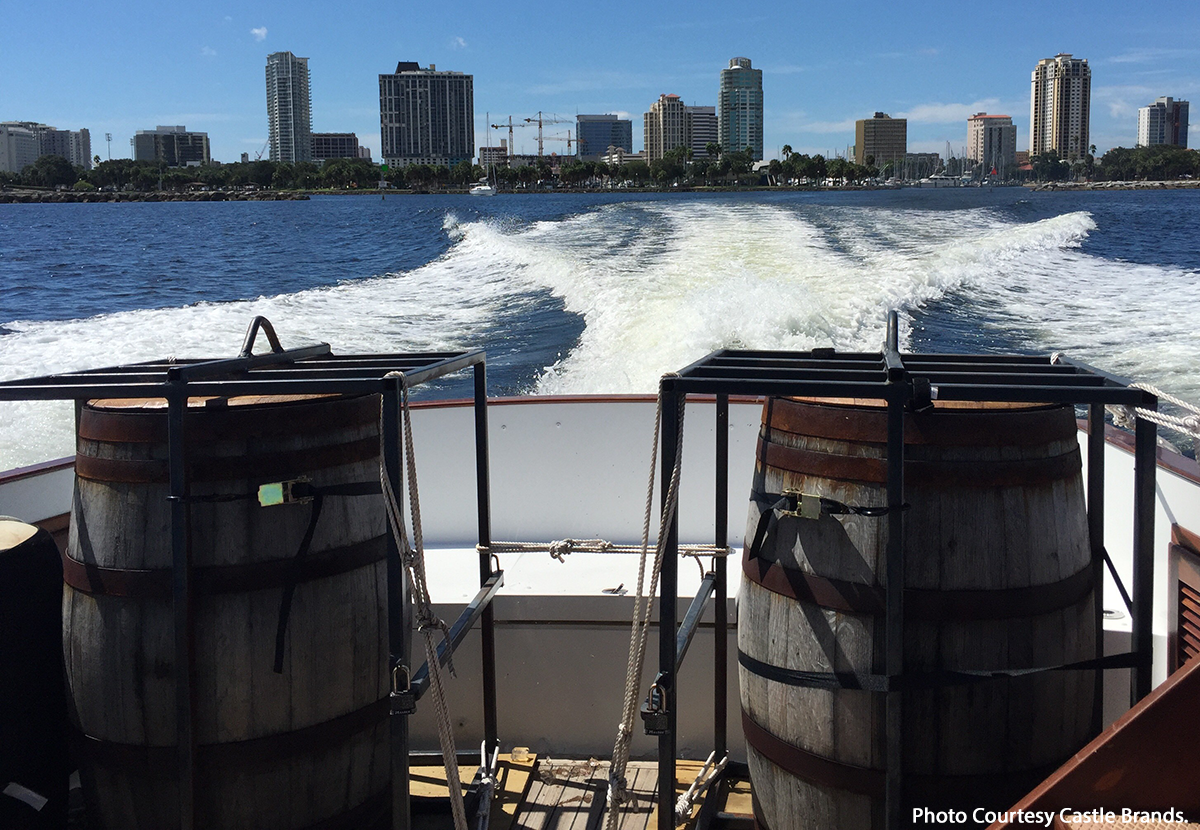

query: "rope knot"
(549, 538), (576, 562)
(607, 773), (633, 810)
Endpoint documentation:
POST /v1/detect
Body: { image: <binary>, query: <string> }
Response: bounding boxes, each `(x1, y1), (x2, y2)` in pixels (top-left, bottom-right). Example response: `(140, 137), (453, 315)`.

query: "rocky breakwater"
(1029, 179), (1200, 191)
(0, 189), (310, 204)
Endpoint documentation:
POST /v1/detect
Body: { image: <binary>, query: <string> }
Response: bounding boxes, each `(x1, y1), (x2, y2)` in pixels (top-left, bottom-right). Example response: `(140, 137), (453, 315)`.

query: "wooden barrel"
(0, 519), (70, 830)
(64, 394), (389, 830)
(738, 397), (1096, 829)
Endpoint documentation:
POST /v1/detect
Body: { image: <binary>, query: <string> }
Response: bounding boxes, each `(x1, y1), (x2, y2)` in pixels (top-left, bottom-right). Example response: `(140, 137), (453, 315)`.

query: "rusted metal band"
(743, 547), (1094, 621)
(758, 435), (1082, 487)
(78, 394), (381, 444)
(72, 695), (389, 775)
(75, 434), (380, 483)
(764, 397), (1076, 447)
(62, 534), (386, 598)
(744, 709), (1073, 807)
(743, 709), (885, 797)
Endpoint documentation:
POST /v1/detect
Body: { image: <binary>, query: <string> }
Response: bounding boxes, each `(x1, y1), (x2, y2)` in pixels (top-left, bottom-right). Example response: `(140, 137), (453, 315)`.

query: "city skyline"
(1, 0), (1197, 165)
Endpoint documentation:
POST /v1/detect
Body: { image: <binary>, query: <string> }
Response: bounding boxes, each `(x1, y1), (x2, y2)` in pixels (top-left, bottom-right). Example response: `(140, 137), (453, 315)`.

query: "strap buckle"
(780, 489), (822, 520)
(258, 477), (313, 507)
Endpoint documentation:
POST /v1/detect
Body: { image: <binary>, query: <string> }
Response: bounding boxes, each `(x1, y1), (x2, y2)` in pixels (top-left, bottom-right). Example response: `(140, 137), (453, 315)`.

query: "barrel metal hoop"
(743, 708), (1073, 804)
(742, 548), (1095, 621)
(71, 696), (390, 774)
(765, 397), (1078, 447)
(78, 394), (381, 444)
(757, 435), (1083, 487)
(742, 709), (885, 797)
(75, 435), (381, 484)
(62, 534), (387, 598)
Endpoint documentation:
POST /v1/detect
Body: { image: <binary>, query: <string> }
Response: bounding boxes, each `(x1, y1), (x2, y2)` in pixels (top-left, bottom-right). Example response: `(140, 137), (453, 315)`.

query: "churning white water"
(2, 194), (1198, 470)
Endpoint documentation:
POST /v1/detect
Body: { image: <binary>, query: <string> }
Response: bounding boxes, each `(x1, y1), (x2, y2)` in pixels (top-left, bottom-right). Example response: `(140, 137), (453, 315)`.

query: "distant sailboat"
(471, 116), (499, 196)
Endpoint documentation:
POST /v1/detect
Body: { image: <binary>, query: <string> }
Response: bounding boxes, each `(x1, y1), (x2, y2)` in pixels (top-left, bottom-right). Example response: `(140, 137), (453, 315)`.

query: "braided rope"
(605, 378), (687, 827)
(380, 372), (468, 830)
(1108, 381), (1200, 441)
(479, 539), (729, 558)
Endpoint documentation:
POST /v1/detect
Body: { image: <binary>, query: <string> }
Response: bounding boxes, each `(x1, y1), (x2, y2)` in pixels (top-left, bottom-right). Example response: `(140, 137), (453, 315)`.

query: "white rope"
(674, 751), (728, 825)
(380, 372), (469, 830)
(605, 379), (687, 828)
(1107, 381), (1200, 441)
(479, 539), (729, 559)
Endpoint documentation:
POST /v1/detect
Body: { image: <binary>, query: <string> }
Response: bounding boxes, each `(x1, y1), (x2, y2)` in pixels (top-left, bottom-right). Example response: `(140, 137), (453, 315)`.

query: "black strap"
(739, 648), (1143, 692)
(746, 490), (906, 563)
(271, 480), (381, 674)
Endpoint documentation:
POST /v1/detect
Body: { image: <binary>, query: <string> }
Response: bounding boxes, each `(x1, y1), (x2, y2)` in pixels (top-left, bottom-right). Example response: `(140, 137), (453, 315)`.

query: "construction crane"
(523, 112), (571, 157)
(541, 131), (575, 155)
(490, 116), (531, 162)
(255, 140), (269, 161)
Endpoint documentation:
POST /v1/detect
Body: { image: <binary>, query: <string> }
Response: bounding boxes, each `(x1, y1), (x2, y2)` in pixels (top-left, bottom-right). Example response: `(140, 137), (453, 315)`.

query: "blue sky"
(3, 0), (1197, 164)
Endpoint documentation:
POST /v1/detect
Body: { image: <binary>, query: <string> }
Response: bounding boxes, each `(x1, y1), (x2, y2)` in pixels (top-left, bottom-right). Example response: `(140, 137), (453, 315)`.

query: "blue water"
(2, 187), (1199, 468)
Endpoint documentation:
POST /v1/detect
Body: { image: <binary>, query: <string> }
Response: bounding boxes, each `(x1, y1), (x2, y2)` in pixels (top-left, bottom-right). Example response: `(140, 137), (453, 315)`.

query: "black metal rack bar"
(714, 394), (729, 759)
(654, 311), (1159, 830)
(0, 318), (498, 830)
(410, 573), (505, 700)
(676, 572), (717, 671)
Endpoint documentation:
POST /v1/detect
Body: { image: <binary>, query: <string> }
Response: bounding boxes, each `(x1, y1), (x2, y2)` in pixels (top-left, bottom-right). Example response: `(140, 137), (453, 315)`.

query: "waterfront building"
(131, 126), (211, 167)
(644, 94), (686, 162)
(576, 114), (633, 161)
(1030, 54), (1091, 161)
(686, 106), (718, 159)
(967, 113), (1017, 178)
(600, 147), (645, 166)
(479, 143), (508, 168)
(0, 123), (40, 173)
(854, 113), (907, 169)
(311, 133), (363, 163)
(718, 57), (764, 161)
(1138, 97), (1189, 148)
(0, 122), (92, 171)
(379, 62), (474, 168)
(266, 52), (313, 163)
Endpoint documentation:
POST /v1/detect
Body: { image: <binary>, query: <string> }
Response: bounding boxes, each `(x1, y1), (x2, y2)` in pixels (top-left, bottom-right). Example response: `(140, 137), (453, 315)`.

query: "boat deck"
(412, 755), (753, 830)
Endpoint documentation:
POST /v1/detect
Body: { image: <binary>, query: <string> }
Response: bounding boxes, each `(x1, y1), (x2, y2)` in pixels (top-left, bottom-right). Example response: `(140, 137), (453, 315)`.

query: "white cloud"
(897, 99), (1004, 123)
(451, 36), (467, 49)
(251, 27), (267, 41)
(201, 46), (217, 57)
(1093, 85), (1156, 118)
(1107, 48), (1190, 64)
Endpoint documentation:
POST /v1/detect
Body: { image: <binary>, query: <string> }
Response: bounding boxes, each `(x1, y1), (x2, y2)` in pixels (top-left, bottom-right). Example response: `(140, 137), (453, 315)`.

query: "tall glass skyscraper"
(379, 62), (474, 168)
(718, 57), (763, 161)
(266, 52), (312, 163)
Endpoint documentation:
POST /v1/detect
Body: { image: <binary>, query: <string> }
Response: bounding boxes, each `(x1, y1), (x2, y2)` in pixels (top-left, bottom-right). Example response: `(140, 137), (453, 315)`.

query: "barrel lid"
(0, 518), (39, 552)
(85, 394), (343, 411)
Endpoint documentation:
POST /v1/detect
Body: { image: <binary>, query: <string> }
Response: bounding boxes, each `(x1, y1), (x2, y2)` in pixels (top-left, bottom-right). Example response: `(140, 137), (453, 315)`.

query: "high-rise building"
(0, 123), (40, 173)
(1138, 97), (1189, 148)
(311, 133), (362, 163)
(686, 106), (718, 159)
(0, 122), (92, 170)
(967, 113), (1017, 178)
(644, 96), (719, 161)
(1030, 54), (1091, 161)
(575, 114), (633, 161)
(379, 62), (474, 168)
(718, 57), (763, 160)
(266, 52), (313, 163)
(854, 113), (907, 168)
(644, 94), (686, 161)
(132, 126), (211, 166)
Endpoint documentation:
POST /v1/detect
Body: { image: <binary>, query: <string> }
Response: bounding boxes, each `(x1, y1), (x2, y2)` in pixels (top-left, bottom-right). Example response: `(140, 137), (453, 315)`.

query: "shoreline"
(2, 179), (1198, 203)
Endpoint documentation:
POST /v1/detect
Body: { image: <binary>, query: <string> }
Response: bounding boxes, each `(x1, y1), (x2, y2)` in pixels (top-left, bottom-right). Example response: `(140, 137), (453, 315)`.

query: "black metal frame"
(654, 312), (1158, 830)
(0, 318), (499, 830)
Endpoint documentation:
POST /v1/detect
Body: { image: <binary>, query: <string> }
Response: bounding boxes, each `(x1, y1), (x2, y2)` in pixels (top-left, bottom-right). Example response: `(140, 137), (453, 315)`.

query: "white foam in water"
(2, 200), (1198, 471)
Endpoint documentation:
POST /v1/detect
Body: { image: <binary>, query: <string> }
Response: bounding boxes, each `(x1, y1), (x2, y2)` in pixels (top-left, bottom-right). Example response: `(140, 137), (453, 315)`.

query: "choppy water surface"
(2, 188), (1198, 469)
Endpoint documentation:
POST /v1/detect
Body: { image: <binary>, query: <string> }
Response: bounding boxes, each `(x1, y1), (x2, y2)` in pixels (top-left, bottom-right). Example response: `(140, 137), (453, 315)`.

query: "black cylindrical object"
(0, 518), (69, 830)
